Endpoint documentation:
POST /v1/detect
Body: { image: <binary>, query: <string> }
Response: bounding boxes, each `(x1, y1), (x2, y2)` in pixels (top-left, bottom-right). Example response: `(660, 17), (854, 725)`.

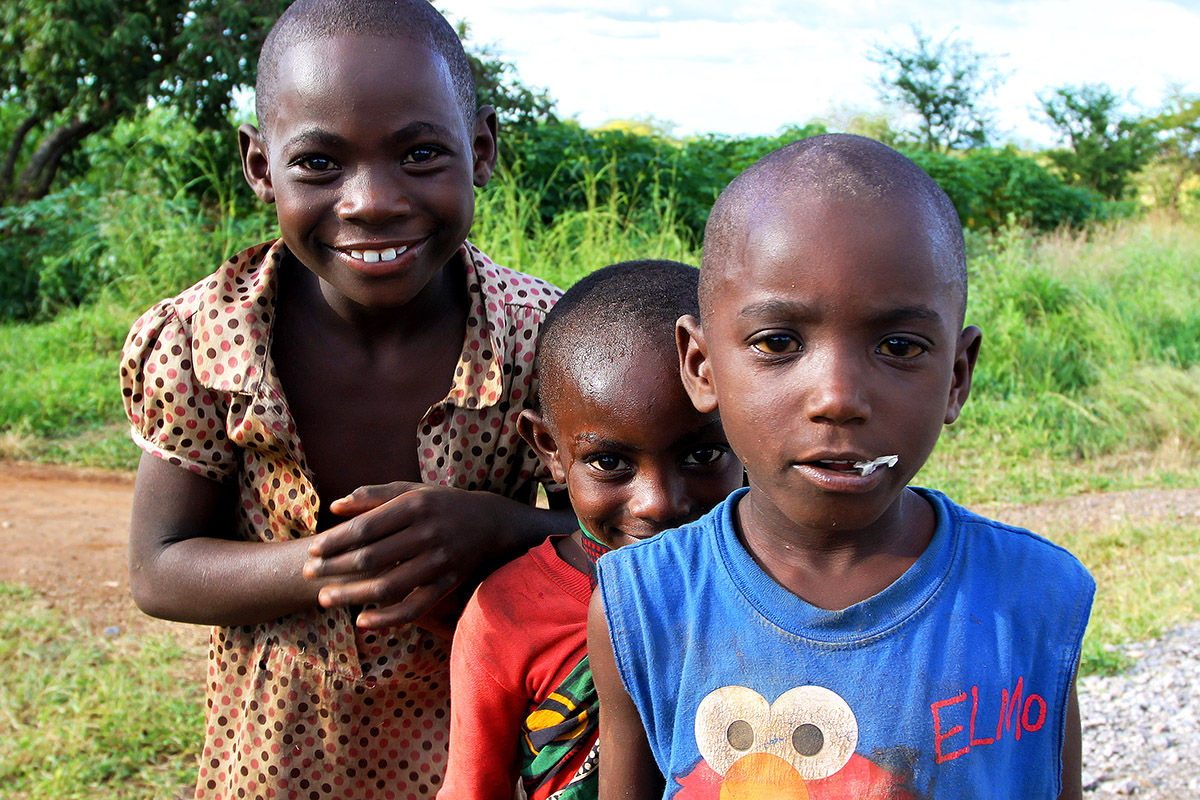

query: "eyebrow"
(572, 421), (727, 452)
(279, 129), (346, 153)
(573, 433), (634, 451)
(866, 306), (945, 325)
(279, 121), (460, 154)
(390, 120), (459, 143)
(738, 300), (944, 325)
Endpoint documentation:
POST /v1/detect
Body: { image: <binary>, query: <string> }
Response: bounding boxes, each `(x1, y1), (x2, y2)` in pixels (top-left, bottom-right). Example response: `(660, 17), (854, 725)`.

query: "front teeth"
(349, 246), (407, 263)
(816, 455), (900, 476)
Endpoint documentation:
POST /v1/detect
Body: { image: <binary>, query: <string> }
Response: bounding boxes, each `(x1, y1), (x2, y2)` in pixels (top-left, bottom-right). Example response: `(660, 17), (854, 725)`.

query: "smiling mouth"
(344, 245), (409, 263)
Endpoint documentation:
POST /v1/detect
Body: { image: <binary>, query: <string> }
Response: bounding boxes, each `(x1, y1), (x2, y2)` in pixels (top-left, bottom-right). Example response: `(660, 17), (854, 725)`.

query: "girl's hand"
(304, 482), (571, 628)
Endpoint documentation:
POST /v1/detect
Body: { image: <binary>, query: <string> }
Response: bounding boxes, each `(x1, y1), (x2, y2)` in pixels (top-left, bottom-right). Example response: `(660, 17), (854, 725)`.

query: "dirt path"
(0, 460), (208, 657)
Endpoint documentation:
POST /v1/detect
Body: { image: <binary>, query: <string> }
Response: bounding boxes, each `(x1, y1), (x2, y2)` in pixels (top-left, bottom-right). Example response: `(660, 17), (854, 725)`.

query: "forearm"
(129, 452), (322, 627)
(130, 535), (320, 626)
(304, 482), (577, 629)
(490, 500), (576, 565)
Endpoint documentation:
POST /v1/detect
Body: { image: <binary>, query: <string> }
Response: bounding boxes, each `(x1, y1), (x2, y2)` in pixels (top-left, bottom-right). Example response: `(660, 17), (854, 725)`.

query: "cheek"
(717, 398), (777, 457)
(565, 471), (619, 519)
(274, 194), (319, 234)
(695, 464), (747, 506)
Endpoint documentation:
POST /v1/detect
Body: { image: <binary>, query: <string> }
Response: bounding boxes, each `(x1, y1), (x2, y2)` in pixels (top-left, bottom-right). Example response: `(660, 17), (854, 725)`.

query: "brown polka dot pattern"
(119, 239), (563, 798)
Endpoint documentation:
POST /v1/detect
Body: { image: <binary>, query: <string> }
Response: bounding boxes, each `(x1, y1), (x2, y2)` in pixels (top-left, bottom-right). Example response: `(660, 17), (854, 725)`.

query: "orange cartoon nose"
(719, 752), (810, 800)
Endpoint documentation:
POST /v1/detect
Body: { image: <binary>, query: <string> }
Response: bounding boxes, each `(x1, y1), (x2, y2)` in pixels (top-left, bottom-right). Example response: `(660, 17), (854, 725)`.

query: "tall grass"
(920, 214), (1200, 505)
(474, 157), (699, 285)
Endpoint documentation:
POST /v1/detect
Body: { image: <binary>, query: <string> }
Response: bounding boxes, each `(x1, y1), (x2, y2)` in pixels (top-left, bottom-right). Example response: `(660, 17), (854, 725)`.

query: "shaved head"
(700, 134), (968, 324)
(536, 260), (700, 424)
(255, 0), (475, 133)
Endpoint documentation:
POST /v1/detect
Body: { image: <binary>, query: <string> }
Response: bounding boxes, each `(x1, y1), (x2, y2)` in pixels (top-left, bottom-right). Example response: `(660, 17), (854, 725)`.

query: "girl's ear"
(470, 106), (500, 188)
(944, 325), (982, 425)
(677, 314), (719, 414)
(239, 123), (275, 204)
(517, 408), (568, 485)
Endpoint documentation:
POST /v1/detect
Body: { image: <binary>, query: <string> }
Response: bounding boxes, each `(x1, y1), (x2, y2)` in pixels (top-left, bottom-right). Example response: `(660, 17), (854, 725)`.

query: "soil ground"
(0, 459), (209, 678)
(3, 457), (1200, 675)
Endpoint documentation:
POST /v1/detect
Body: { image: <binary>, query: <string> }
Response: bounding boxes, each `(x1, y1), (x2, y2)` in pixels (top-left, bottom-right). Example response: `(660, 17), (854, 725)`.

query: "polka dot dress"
(120, 240), (562, 799)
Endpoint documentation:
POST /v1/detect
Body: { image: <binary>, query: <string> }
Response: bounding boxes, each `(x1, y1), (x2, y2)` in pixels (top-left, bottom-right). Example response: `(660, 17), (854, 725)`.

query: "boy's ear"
(677, 314), (719, 414)
(517, 408), (568, 485)
(944, 325), (982, 425)
(238, 123), (275, 204)
(470, 106), (499, 188)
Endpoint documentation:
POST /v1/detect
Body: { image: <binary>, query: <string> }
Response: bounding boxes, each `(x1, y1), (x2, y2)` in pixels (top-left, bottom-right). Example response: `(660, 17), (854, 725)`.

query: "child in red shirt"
(438, 261), (745, 799)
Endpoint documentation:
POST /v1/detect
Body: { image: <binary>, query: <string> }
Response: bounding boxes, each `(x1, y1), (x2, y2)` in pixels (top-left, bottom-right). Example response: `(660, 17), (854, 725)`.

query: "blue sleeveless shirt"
(597, 488), (1094, 799)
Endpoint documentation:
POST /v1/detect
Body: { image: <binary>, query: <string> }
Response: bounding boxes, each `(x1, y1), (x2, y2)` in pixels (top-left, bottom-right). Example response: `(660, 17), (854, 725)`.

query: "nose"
(803, 347), (870, 425)
(336, 166), (410, 224)
(628, 468), (692, 526)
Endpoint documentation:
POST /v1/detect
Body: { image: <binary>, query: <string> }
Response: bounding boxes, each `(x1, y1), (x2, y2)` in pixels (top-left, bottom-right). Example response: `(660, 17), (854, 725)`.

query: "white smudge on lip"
(853, 455), (898, 476)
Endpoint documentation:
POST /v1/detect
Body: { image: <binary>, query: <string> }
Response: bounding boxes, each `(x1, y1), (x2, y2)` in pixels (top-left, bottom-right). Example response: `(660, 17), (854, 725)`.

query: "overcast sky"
(440, 0), (1200, 147)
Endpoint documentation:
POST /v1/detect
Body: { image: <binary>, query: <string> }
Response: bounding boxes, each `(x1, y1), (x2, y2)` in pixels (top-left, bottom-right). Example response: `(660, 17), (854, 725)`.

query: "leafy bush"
(907, 146), (1121, 233)
(501, 121), (828, 243)
(0, 185), (111, 319)
(0, 107), (274, 322)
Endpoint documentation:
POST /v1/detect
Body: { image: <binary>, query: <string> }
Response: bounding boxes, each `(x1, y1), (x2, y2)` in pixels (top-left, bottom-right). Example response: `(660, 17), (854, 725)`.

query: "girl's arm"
(587, 591), (665, 800)
(128, 452), (322, 626)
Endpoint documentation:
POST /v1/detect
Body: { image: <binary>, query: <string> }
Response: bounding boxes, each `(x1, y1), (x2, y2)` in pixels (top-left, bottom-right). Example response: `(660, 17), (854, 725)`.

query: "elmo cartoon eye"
(695, 685), (858, 793)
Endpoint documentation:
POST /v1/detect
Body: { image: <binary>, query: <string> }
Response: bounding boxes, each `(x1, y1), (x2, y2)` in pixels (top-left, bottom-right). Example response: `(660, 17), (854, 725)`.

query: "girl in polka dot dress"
(120, 2), (573, 797)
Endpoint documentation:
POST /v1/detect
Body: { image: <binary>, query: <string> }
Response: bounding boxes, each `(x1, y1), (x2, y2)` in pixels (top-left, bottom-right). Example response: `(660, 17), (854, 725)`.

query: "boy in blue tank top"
(588, 134), (1094, 800)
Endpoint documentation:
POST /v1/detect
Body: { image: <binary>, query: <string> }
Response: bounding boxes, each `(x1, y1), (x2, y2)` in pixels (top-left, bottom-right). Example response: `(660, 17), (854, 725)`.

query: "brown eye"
(587, 454), (628, 472)
(683, 446), (728, 466)
(296, 155), (336, 172)
(878, 337), (926, 359)
(405, 146), (442, 164)
(751, 334), (800, 355)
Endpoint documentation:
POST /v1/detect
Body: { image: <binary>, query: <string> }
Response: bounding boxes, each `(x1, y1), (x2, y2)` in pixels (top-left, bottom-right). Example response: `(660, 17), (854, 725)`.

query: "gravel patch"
(1081, 622), (1200, 797)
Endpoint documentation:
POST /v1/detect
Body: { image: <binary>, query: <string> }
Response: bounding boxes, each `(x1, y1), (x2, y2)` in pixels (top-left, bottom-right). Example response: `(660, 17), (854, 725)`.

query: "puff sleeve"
(119, 302), (236, 482)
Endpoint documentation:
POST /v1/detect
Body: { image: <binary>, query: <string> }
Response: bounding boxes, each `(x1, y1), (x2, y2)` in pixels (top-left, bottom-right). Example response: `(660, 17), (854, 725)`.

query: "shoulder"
(473, 541), (560, 607)
(597, 493), (736, 613)
(466, 539), (590, 633)
(463, 242), (562, 319)
(925, 488), (1096, 599)
(119, 241), (282, 480)
(458, 539), (589, 677)
(599, 515), (706, 579)
(122, 240), (280, 360)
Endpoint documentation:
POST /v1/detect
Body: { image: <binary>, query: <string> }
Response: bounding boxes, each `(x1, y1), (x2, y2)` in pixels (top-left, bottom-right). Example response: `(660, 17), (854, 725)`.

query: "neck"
(735, 487), (935, 611)
(287, 253), (466, 343)
(554, 530), (595, 577)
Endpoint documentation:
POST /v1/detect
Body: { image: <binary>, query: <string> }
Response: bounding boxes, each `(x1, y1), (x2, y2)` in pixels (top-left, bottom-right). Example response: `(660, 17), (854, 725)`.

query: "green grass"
(1061, 516), (1200, 675)
(0, 584), (203, 799)
(918, 213), (1200, 506)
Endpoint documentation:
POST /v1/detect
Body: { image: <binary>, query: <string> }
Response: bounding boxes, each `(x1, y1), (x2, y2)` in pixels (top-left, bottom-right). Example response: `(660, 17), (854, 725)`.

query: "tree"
(455, 19), (555, 131)
(1038, 83), (1156, 200)
(1146, 88), (1200, 210)
(869, 27), (1005, 152)
(814, 104), (903, 147)
(0, 0), (287, 205)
